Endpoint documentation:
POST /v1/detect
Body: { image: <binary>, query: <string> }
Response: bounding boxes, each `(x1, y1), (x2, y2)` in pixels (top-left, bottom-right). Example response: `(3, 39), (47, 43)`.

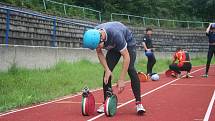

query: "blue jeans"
(146, 53), (156, 74)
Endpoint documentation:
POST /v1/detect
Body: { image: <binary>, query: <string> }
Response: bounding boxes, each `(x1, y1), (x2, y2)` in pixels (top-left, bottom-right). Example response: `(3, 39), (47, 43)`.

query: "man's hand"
(146, 49), (151, 52)
(117, 80), (125, 94)
(206, 23), (213, 33)
(104, 69), (112, 85)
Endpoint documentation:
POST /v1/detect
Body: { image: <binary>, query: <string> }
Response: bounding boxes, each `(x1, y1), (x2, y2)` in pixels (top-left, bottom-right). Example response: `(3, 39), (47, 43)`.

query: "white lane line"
(0, 88), (101, 117)
(87, 67), (205, 121)
(0, 81), (131, 117)
(171, 84), (215, 87)
(203, 90), (215, 121)
(55, 101), (103, 105)
(55, 101), (123, 105)
(194, 119), (203, 121)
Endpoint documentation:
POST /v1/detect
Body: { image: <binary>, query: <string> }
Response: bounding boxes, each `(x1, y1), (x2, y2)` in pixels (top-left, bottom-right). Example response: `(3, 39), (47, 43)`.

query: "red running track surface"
(0, 65), (215, 121)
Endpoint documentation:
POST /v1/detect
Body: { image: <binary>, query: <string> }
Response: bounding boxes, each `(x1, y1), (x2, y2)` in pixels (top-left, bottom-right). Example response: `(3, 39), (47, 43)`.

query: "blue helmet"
(211, 23), (215, 29)
(83, 29), (100, 50)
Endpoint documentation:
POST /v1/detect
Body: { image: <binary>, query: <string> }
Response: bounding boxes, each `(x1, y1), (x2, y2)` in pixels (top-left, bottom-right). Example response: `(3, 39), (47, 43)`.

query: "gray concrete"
(0, 45), (99, 71)
(0, 44), (207, 71)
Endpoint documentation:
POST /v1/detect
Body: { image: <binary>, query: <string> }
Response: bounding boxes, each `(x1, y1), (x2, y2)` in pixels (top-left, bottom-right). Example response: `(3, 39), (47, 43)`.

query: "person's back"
(175, 50), (190, 66)
(169, 47), (193, 78)
(95, 22), (136, 48)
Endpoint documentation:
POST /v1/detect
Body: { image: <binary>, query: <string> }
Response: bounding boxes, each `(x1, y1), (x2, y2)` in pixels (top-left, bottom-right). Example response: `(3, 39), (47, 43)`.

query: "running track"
(0, 65), (215, 121)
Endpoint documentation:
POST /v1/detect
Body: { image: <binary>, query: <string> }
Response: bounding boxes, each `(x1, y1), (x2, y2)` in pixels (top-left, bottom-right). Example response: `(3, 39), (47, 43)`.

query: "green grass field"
(0, 57), (214, 112)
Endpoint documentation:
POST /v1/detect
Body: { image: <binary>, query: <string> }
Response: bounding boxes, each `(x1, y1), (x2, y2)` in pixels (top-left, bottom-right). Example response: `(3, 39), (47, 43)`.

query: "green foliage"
(1, 0), (214, 23)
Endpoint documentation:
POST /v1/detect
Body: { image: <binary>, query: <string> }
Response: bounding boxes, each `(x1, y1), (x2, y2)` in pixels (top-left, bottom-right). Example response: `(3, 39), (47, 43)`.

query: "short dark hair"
(146, 28), (152, 32)
(210, 23), (215, 29)
(176, 47), (182, 51)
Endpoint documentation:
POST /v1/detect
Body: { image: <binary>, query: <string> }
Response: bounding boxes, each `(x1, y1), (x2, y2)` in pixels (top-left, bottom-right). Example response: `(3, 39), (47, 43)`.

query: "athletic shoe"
(186, 74), (194, 78)
(97, 104), (104, 113)
(201, 74), (208, 78)
(177, 73), (182, 78)
(147, 73), (151, 78)
(171, 72), (177, 77)
(136, 104), (146, 115)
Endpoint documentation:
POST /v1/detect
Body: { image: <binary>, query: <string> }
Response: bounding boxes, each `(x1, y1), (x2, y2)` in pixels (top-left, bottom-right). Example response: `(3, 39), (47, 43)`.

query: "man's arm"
(206, 23), (212, 34)
(117, 48), (130, 93)
(119, 48), (130, 81)
(96, 47), (112, 84)
(172, 53), (177, 64)
(172, 58), (176, 64)
(142, 42), (149, 51)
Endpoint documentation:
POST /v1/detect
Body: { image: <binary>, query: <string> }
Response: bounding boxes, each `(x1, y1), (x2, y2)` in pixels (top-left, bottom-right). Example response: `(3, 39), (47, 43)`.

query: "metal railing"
(111, 13), (210, 28)
(43, 0), (101, 22)
(0, 6), (94, 48)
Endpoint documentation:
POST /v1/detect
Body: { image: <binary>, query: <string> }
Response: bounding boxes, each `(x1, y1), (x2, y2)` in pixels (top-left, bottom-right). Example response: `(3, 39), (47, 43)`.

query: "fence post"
(201, 22), (204, 28)
(99, 12), (102, 22)
(187, 21), (190, 29)
(157, 19), (160, 27)
(172, 20), (175, 28)
(142, 17), (146, 26)
(52, 17), (57, 47)
(83, 8), (85, 19)
(43, 0), (47, 10)
(128, 15), (130, 23)
(5, 9), (10, 48)
(63, 4), (67, 15)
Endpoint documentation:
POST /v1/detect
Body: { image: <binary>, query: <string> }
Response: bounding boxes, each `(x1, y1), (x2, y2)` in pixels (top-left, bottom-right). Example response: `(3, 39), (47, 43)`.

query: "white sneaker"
(177, 73), (182, 78)
(136, 104), (146, 115)
(97, 104), (104, 113)
(186, 74), (194, 78)
(201, 74), (208, 78)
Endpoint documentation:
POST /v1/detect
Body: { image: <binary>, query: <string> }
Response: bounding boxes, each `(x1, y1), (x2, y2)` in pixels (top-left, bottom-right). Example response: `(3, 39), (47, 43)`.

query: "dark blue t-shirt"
(206, 31), (215, 43)
(143, 35), (153, 49)
(95, 22), (135, 52)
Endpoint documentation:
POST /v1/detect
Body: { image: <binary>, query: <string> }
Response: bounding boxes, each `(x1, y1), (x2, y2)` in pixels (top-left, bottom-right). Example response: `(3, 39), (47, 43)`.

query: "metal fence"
(1, 0), (211, 28)
(111, 13), (210, 29)
(43, 0), (101, 22)
(0, 6), (94, 48)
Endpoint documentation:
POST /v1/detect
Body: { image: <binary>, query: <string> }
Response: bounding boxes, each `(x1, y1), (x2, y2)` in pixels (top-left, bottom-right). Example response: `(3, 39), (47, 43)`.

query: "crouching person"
(169, 47), (194, 78)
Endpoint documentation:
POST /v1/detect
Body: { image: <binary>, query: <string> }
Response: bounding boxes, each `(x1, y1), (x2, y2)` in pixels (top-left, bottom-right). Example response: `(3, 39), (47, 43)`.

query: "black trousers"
(205, 45), (215, 74)
(169, 62), (192, 74)
(146, 53), (156, 74)
(103, 46), (141, 102)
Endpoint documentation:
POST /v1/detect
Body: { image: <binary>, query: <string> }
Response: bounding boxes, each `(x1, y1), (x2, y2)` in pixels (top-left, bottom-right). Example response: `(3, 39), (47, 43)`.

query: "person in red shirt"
(169, 47), (193, 78)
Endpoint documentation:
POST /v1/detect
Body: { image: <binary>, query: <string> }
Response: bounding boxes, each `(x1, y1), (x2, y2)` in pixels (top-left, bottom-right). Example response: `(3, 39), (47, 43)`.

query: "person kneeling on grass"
(169, 47), (194, 78)
(83, 21), (145, 115)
